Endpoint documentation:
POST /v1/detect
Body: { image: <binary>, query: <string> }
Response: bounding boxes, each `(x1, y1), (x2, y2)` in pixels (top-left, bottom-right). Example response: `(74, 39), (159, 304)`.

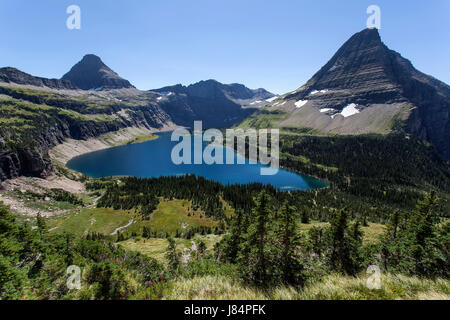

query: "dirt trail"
(110, 219), (135, 235)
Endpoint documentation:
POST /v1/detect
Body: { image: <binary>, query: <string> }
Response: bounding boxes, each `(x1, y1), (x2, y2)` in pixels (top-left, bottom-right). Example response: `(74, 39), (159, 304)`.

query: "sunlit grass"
(162, 273), (450, 300)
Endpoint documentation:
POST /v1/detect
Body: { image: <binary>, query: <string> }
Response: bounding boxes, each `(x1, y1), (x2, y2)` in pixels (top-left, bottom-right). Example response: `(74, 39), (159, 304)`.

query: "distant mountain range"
(242, 28), (450, 159)
(0, 54), (273, 129)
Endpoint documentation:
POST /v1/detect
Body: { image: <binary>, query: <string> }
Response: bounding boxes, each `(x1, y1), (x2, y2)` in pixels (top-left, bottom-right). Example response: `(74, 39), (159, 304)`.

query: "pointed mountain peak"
(277, 28), (450, 159)
(62, 54), (134, 90)
(287, 28), (397, 102)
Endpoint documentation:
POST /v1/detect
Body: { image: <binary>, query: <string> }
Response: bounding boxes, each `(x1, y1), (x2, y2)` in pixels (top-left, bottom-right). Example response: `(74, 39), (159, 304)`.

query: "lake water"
(67, 132), (327, 191)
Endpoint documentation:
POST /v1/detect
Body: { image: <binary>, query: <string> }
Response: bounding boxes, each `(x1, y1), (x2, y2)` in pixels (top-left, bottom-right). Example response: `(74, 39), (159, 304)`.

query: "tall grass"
(163, 273), (449, 300)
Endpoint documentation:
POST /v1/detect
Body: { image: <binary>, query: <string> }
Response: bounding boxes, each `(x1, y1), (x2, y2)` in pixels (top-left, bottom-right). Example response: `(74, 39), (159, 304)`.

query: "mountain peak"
(61, 54), (134, 90)
(274, 28), (450, 158)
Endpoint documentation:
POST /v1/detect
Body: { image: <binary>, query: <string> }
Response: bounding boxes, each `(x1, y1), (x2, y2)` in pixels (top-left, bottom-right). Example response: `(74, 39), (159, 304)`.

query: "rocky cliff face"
(0, 104), (171, 181)
(61, 54), (135, 90)
(264, 28), (450, 158)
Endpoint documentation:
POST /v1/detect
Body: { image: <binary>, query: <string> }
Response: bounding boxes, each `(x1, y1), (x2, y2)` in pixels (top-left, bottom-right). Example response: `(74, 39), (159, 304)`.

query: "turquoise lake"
(67, 132), (327, 191)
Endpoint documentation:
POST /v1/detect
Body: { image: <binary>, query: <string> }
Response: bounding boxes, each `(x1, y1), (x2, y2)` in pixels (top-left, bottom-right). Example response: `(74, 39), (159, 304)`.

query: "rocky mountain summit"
(256, 28), (450, 158)
(61, 54), (135, 90)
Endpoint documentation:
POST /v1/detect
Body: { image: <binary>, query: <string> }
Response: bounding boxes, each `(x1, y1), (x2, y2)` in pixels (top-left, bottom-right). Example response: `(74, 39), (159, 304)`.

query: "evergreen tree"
(381, 192), (447, 277)
(36, 212), (47, 234)
(237, 191), (274, 286)
(165, 237), (180, 273)
(301, 206), (310, 224)
(325, 209), (361, 275)
(220, 209), (245, 263)
(275, 202), (304, 286)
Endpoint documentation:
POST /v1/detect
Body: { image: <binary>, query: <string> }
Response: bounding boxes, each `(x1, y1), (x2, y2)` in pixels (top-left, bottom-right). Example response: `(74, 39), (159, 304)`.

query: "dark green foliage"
(381, 192), (449, 277)
(280, 134), (450, 210)
(87, 261), (132, 299)
(165, 237), (180, 274)
(0, 204), (165, 300)
(237, 191), (275, 286)
(45, 189), (84, 206)
(324, 210), (362, 275)
(275, 202), (305, 285)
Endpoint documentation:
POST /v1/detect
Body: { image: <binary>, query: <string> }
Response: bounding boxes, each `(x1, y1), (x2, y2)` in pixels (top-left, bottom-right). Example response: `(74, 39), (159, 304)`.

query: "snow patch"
(340, 103), (360, 117)
(320, 108), (335, 113)
(295, 100), (308, 108)
(250, 100), (263, 105)
(266, 96), (278, 102)
(309, 89), (329, 96)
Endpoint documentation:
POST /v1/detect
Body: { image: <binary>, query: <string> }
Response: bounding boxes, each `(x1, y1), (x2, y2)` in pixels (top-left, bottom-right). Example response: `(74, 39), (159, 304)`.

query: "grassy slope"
(164, 273), (449, 300)
(119, 234), (222, 264)
(48, 199), (219, 236)
(48, 207), (132, 236)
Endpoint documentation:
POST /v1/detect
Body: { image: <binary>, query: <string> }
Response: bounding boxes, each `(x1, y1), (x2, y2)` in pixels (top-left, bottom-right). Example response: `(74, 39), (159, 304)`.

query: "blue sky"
(1, 0), (449, 94)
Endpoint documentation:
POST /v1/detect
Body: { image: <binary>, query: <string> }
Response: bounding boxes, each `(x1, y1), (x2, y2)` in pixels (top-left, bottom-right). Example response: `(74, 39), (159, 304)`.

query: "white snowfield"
(340, 103), (360, 117)
(295, 100), (308, 108)
(320, 108), (335, 113)
(266, 96), (278, 102)
(309, 89), (329, 96)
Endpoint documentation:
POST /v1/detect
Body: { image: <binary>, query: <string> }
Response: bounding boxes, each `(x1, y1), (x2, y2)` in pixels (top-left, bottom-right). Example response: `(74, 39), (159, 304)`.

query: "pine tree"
(409, 192), (441, 275)
(237, 191), (274, 286)
(325, 209), (361, 275)
(276, 202), (304, 286)
(36, 212), (47, 234)
(165, 237), (180, 273)
(221, 209), (244, 263)
(301, 206), (310, 224)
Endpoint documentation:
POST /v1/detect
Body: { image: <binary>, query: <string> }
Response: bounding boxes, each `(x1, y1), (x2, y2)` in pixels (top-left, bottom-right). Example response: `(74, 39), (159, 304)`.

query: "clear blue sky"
(1, 0), (449, 94)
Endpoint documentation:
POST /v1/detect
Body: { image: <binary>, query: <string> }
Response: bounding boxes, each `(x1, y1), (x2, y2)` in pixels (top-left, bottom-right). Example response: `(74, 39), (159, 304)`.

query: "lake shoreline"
(66, 131), (328, 191)
(50, 124), (182, 165)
